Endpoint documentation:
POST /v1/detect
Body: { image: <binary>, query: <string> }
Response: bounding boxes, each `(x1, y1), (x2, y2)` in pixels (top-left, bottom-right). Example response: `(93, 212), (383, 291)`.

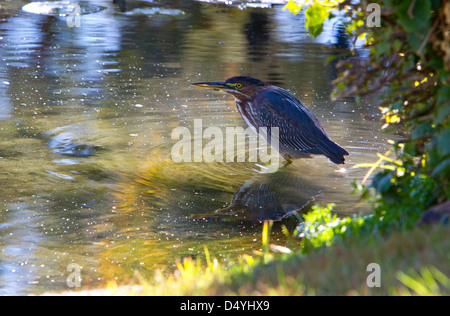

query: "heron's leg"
(282, 158), (292, 168)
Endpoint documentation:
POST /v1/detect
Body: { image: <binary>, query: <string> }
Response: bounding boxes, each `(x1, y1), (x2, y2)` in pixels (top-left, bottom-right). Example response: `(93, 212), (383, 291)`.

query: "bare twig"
(418, 18), (440, 56)
(407, 0), (417, 19)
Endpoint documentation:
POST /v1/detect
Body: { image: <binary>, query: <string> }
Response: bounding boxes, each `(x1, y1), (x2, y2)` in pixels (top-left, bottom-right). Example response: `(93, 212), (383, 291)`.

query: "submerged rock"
(44, 124), (105, 157)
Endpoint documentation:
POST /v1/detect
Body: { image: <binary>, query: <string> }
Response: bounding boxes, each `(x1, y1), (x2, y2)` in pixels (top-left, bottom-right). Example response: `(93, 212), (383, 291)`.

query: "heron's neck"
(233, 97), (258, 133)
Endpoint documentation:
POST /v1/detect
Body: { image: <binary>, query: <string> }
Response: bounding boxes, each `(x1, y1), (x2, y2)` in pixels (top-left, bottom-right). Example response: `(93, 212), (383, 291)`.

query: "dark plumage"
(192, 76), (349, 164)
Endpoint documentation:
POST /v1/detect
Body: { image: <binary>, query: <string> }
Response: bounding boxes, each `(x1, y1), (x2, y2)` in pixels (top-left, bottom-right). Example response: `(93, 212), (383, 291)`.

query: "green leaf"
(338, 82), (348, 91)
(437, 128), (450, 157)
(437, 86), (450, 105)
(396, 0), (431, 34)
(432, 158), (450, 177)
(435, 103), (450, 125)
(407, 33), (424, 52)
(390, 101), (403, 111)
(403, 141), (418, 157)
(376, 41), (391, 58)
(412, 122), (434, 140)
(305, 2), (331, 38)
(282, 0), (305, 15)
(372, 172), (393, 194)
(393, 39), (403, 51)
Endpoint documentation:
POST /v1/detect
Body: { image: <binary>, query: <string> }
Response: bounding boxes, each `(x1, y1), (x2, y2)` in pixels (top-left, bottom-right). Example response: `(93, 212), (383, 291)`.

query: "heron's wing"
(253, 87), (328, 154)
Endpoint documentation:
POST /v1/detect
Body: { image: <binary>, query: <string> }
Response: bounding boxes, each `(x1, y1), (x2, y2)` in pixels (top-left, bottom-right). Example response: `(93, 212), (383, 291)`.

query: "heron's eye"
(235, 83), (243, 89)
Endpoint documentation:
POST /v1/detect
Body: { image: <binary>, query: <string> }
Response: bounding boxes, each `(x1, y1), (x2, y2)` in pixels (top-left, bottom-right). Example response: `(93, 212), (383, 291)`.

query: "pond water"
(0, 0), (391, 295)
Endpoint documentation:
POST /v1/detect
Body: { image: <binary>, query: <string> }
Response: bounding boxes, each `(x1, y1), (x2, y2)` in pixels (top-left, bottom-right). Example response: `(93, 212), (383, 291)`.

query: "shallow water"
(0, 0), (391, 295)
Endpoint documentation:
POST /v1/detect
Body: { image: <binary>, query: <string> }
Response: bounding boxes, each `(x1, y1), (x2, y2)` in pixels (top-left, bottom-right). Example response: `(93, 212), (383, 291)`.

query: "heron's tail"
(317, 138), (349, 165)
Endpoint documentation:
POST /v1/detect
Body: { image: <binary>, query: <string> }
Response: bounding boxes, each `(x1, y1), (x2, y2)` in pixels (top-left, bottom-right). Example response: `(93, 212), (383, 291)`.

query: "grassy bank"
(54, 205), (449, 296)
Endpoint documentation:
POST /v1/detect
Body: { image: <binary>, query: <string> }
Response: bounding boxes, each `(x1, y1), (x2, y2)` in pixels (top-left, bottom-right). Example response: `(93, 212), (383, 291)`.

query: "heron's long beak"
(191, 82), (230, 91)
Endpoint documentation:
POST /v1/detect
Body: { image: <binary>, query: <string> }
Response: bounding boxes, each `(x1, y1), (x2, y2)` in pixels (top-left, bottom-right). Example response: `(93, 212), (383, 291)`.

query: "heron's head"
(192, 76), (268, 99)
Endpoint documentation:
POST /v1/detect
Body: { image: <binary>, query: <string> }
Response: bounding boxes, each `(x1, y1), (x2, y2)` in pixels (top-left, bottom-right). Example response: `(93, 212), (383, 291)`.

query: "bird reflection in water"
(212, 167), (322, 223)
(116, 153), (322, 227)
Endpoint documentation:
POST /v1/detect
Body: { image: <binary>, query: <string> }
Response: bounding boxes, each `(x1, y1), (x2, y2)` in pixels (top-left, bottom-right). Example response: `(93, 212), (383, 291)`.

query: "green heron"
(192, 76), (349, 164)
